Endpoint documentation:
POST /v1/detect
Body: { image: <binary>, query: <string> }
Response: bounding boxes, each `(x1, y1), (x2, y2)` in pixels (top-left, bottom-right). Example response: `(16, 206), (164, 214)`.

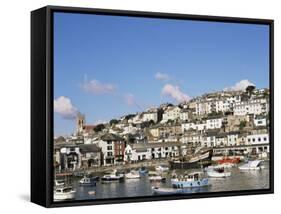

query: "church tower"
(76, 113), (85, 135)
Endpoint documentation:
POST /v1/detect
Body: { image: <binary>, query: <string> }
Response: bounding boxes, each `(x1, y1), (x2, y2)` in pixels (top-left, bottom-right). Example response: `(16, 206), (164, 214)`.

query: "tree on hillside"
(94, 124), (105, 132)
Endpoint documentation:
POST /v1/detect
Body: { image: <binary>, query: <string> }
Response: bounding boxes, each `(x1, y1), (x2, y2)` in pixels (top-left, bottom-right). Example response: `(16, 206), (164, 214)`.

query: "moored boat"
(170, 148), (213, 169)
(101, 170), (124, 183)
(206, 168), (231, 178)
(139, 167), (148, 175)
(125, 170), (140, 179)
(216, 156), (240, 164)
(171, 172), (209, 188)
(148, 171), (166, 182)
(55, 179), (65, 187)
(54, 186), (76, 201)
(79, 176), (97, 186)
(155, 165), (169, 172)
(239, 160), (264, 170)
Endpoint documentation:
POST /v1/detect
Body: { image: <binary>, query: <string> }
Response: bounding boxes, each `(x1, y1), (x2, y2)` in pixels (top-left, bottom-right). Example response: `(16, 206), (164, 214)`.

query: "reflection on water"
(70, 162), (270, 201)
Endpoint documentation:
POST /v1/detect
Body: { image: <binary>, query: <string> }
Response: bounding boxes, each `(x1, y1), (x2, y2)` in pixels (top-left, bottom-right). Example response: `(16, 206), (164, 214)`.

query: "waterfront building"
(98, 133), (125, 166)
(124, 142), (181, 162)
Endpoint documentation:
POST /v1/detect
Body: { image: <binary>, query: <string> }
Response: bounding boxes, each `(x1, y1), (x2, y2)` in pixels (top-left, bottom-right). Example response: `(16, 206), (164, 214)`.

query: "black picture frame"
(31, 5), (274, 208)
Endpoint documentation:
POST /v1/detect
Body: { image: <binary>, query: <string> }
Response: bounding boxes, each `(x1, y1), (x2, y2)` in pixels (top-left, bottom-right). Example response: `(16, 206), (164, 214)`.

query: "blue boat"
(171, 172), (209, 188)
(139, 167), (148, 175)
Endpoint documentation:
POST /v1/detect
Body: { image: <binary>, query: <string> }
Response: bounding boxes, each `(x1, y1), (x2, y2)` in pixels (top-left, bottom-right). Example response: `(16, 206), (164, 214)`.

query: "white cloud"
(224, 80), (255, 91)
(54, 96), (78, 119)
(162, 84), (190, 103)
(155, 72), (170, 81)
(81, 79), (117, 94)
(124, 94), (136, 106)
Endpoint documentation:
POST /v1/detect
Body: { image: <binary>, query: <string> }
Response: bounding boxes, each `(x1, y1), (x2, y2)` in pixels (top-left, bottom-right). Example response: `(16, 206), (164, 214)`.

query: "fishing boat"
(151, 186), (183, 195)
(101, 170), (124, 183)
(54, 186), (76, 201)
(239, 160), (264, 170)
(139, 167), (148, 175)
(79, 176), (97, 186)
(170, 148), (213, 169)
(155, 165), (169, 172)
(125, 170), (140, 179)
(171, 172), (209, 188)
(206, 168), (231, 178)
(148, 171), (166, 182)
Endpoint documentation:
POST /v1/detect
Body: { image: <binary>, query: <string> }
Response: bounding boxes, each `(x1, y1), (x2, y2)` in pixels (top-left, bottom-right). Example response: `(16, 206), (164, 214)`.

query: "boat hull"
(171, 178), (209, 188)
(207, 171), (231, 178)
(54, 191), (75, 201)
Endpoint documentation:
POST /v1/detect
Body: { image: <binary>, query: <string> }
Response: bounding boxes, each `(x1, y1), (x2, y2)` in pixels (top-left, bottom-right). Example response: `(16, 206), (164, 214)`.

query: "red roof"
(83, 125), (96, 132)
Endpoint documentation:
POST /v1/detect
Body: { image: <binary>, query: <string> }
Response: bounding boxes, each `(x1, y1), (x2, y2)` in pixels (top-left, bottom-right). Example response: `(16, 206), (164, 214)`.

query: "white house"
(206, 117), (223, 129)
(233, 98), (268, 116)
(181, 121), (206, 132)
(162, 106), (181, 122)
(124, 144), (151, 162)
(227, 132), (240, 146)
(246, 133), (269, 145)
(254, 117), (267, 127)
(142, 108), (158, 123)
(124, 142), (181, 162)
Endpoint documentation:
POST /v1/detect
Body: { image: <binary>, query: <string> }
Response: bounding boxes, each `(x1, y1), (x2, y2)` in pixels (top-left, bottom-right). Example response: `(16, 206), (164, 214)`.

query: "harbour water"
(70, 162), (270, 201)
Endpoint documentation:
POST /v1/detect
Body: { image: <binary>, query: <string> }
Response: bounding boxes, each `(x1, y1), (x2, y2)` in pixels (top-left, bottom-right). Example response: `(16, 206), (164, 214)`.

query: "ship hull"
(170, 149), (213, 169)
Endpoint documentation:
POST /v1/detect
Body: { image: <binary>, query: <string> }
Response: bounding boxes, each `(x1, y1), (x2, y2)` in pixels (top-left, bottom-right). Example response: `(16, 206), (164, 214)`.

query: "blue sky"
(53, 12), (269, 136)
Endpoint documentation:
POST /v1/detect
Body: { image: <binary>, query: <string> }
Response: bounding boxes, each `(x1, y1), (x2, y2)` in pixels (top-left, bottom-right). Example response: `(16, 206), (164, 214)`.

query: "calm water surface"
(71, 162), (270, 200)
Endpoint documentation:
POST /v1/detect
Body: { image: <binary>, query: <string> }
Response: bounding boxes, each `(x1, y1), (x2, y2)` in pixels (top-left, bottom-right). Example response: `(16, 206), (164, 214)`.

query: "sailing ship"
(170, 148), (213, 169)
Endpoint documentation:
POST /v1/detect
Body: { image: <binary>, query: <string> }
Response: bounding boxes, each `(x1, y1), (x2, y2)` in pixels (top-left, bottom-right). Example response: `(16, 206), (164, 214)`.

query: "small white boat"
(54, 187), (76, 201)
(101, 170), (124, 183)
(79, 176), (96, 186)
(239, 160), (263, 170)
(171, 172), (209, 188)
(155, 165), (169, 172)
(207, 168), (231, 178)
(148, 171), (166, 182)
(152, 186), (183, 194)
(125, 170), (140, 179)
(55, 179), (65, 187)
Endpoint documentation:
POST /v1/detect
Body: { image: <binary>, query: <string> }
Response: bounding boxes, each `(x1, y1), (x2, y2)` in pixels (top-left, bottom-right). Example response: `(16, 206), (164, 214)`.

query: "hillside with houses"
(54, 86), (270, 172)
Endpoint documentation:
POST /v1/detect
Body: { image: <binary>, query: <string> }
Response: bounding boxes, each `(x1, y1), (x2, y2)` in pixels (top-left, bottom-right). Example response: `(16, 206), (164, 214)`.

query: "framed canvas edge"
(31, 5), (274, 208)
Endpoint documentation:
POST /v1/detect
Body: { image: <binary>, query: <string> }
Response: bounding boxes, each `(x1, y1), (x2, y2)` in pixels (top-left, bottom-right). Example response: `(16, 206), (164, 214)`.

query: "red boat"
(216, 157), (240, 164)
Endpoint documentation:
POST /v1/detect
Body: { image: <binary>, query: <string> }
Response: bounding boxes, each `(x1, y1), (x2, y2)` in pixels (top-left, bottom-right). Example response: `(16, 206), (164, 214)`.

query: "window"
(248, 138), (251, 142)
(252, 138), (255, 142)
(258, 138), (261, 142)
(107, 152), (113, 157)
(264, 137), (267, 141)
(107, 141), (112, 145)
(107, 146), (112, 150)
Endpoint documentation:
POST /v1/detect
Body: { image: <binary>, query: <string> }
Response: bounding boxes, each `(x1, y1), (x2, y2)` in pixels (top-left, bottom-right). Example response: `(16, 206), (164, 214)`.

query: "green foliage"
(94, 124), (105, 132)
(110, 119), (119, 126)
(239, 120), (247, 130)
